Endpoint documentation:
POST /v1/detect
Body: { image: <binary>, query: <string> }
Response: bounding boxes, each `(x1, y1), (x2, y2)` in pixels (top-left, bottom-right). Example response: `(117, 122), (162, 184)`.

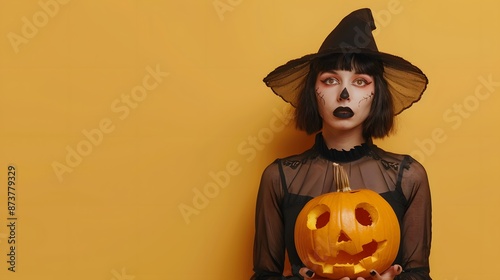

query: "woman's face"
(315, 69), (375, 135)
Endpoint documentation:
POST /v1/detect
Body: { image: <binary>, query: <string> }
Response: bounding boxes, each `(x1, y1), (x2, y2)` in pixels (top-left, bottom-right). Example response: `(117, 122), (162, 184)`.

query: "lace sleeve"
(396, 158), (432, 280)
(251, 162), (286, 280)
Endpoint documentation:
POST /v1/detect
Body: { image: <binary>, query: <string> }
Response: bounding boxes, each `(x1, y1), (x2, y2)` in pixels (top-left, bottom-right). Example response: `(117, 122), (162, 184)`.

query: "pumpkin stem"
(333, 163), (351, 192)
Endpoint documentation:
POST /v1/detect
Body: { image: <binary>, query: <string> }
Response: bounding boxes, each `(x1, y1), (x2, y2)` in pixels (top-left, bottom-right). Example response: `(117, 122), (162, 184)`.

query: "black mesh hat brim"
(263, 48), (428, 115)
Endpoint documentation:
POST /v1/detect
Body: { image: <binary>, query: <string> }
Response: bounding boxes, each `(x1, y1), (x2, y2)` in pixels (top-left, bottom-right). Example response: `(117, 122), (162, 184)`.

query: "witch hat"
(263, 8), (428, 115)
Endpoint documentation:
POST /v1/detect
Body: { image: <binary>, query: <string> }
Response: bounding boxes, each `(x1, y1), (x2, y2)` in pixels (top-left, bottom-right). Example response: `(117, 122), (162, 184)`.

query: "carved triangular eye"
(338, 230), (351, 242)
(356, 206), (373, 226)
(307, 204), (330, 230)
(316, 211), (330, 229)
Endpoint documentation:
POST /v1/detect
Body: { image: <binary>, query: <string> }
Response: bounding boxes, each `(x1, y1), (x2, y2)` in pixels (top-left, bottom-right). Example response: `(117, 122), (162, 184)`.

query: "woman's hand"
(299, 265), (402, 280)
(299, 267), (344, 279)
(361, 265), (403, 280)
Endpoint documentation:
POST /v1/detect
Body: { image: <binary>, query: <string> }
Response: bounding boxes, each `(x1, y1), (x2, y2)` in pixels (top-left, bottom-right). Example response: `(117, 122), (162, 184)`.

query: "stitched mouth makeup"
(333, 106), (354, 119)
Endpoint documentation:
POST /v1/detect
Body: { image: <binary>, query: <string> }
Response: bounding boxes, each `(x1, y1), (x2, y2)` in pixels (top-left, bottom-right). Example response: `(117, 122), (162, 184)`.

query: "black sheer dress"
(251, 133), (432, 280)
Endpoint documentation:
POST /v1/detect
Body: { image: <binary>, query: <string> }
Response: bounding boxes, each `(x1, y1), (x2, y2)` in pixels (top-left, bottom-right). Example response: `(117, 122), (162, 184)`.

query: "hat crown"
(318, 8), (378, 53)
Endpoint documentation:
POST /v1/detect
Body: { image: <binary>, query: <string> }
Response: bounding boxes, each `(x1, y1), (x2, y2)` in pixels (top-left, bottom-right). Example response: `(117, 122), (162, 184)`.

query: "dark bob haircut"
(295, 53), (395, 139)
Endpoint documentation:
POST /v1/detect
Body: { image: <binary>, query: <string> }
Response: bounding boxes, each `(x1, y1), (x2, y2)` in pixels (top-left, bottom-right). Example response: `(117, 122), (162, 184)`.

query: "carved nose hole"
(338, 230), (351, 242)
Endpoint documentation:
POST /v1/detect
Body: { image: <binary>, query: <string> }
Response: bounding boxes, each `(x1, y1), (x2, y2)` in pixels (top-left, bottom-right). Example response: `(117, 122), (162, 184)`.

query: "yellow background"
(0, 0), (499, 279)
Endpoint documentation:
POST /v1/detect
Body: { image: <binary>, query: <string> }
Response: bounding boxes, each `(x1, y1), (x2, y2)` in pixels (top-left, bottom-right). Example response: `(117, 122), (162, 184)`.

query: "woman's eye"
(323, 77), (339, 85)
(353, 79), (370, 86)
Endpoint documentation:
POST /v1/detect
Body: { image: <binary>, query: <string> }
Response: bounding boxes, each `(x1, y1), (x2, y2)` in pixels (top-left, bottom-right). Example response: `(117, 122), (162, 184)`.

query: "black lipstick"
(333, 106), (354, 119)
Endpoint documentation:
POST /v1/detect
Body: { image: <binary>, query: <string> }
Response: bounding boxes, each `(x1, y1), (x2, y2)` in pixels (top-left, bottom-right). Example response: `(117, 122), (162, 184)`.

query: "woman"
(251, 8), (432, 280)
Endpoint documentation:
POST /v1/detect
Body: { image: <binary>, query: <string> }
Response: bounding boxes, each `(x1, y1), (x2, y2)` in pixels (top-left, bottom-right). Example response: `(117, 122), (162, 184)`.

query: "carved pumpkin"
(294, 163), (400, 279)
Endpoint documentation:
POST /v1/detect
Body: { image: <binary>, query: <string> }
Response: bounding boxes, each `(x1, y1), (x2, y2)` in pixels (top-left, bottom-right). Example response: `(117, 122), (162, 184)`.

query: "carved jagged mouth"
(334, 240), (379, 264)
(310, 240), (386, 268)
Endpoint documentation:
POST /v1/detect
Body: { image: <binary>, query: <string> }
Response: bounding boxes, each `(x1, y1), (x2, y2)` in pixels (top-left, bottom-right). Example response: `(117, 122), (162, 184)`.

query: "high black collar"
(313, 133), (373, 163)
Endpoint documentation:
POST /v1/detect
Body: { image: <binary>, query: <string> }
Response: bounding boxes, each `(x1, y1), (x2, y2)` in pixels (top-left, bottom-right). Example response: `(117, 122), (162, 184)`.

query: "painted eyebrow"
(320, 70), (368, 74)
(320, 70), (374, 78)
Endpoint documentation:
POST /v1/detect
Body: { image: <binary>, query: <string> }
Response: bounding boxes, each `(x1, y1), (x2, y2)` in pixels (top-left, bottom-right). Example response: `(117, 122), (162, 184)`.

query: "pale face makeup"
(315, 69), (375, 136)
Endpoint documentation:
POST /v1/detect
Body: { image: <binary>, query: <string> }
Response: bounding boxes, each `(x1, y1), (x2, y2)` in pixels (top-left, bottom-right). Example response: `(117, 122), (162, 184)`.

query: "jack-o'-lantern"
(294, 163), (400, 279)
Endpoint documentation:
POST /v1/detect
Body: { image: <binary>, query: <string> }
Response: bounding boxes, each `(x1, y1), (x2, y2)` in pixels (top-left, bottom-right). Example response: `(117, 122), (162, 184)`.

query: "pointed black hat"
(263, 8), (428, 115)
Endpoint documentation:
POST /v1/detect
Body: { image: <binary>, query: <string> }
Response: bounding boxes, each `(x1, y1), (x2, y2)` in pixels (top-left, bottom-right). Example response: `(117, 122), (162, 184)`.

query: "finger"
(382, 265), (402, 278)
(299, 267), (315, 279)
(374, 265), (403, 279)
(369, 270), (380, 279)
(394, 264), (403, 275)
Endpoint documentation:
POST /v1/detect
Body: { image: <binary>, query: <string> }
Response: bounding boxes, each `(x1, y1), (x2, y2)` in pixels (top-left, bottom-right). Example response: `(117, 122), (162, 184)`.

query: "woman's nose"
(339, 87), (350, 101)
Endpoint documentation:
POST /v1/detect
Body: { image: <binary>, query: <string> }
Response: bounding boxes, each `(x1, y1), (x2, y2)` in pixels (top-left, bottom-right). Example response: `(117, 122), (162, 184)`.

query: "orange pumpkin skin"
(294, 189), (400, 279)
